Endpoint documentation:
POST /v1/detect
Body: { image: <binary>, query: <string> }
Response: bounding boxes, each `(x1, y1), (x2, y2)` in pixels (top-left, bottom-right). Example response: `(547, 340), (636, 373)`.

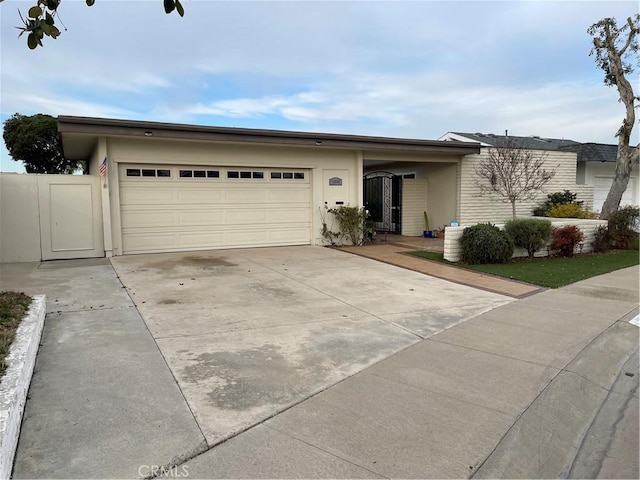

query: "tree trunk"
(511, 200), (517, 220)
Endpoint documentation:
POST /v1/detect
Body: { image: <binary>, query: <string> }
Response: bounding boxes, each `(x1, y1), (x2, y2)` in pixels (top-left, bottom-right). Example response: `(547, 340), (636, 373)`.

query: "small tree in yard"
(588, 15), (640, 219)
(475, 138), (556, 220)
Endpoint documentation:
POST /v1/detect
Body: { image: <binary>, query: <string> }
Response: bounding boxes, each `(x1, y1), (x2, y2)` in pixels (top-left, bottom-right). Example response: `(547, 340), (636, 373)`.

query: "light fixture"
(144, 131), (153, 137)
(315, 140), (323, 146)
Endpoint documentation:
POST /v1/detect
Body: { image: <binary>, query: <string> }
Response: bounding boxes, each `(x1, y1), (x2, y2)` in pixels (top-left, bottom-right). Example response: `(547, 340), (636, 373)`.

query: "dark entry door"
(363, 172), (401, 233)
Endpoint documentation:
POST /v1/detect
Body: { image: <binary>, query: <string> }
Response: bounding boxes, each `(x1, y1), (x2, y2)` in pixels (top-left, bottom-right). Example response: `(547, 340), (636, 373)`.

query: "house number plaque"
(329, 177), (343, 186)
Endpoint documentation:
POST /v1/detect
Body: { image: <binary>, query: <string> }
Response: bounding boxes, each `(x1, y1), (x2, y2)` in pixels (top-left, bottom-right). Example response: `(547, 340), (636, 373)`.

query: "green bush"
(608, 206), (640, 250)
(547, 202), (597, 219)
(327, 205), (371, 246)
(533, 190), (580, 216)
(504, 218), (552, 258)
(552, 225), (584, 257)
(460, 223), (514, 265)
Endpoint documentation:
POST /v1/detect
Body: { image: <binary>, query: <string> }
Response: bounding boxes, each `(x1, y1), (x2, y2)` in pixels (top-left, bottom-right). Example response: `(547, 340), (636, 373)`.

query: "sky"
(1, 0), (638, 172)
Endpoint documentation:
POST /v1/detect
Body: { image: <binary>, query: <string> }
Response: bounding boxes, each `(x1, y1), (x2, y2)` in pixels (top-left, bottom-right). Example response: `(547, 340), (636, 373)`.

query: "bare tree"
(475, 138), (556, 220)
(588, 15), (640, 219)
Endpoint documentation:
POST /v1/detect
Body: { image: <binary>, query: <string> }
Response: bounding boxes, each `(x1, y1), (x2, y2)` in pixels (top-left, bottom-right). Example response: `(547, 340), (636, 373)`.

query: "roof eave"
(58, 116), (481, 157)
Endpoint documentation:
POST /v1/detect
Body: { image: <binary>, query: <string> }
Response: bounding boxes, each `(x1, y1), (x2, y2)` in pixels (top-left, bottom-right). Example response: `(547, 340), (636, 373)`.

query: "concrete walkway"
(1, 255), (638, 478)
(339, 242), (543, 298)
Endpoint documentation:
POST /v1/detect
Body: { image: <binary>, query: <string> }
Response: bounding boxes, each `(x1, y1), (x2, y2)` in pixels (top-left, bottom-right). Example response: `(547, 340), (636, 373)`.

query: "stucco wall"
(457, 149), (594, 224)
(444, 218), (608, 262)
(0, 175), (41, 263)
(0, 174), (104, 263)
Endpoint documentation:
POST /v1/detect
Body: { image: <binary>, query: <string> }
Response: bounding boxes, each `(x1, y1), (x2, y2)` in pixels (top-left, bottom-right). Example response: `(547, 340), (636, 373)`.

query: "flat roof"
(58, 116), (481, 159)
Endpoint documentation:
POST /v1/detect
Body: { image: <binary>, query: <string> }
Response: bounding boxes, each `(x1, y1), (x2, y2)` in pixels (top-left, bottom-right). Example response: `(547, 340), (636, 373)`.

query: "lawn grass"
(410, 250), (639, 288)
(0, 291), (32, 377)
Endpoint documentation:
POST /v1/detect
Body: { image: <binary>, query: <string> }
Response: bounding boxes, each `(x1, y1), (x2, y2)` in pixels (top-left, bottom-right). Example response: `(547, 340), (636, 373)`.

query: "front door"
(363, 172), (401, 233)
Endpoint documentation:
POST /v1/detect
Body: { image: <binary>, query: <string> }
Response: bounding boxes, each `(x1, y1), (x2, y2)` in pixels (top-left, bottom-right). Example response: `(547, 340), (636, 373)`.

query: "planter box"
(0, 295), (46, 479)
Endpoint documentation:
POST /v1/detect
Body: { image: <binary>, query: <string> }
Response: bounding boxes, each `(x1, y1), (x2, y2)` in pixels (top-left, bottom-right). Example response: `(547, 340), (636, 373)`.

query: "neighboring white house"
(559, 142), (640, 214)
(439, 132), (639, 219)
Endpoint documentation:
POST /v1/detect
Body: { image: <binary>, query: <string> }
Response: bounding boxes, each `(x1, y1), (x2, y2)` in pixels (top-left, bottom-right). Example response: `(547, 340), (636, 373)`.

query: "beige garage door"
(119, 165), (311, 254)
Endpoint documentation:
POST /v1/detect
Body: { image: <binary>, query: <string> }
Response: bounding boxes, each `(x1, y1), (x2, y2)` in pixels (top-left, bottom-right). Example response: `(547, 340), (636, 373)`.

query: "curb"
(0, 295), (46, 480)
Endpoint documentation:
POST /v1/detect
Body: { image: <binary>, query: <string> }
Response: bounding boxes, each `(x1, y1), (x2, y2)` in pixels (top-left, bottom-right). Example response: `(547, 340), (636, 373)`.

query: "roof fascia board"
(58, 116), (481, 155)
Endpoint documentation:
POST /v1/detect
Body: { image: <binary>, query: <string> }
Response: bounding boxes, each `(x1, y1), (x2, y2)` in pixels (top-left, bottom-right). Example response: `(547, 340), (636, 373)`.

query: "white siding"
(401, 179), (428, 236)
(584, 161), (639, 214)
(458, 149), (594, 224)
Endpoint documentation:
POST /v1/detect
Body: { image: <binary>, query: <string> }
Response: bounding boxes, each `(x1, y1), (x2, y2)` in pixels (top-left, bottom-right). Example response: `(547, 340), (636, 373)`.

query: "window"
(179, 169), (218, 179)
(179, 170), (193, 178)
(270, 171), (305, 180)
(402, 173), (416, 179)
(127, 168), (171, 178)
(207, 170), (219, 178)
(228, 170), (264, 179)
(193, 170), (206, 178)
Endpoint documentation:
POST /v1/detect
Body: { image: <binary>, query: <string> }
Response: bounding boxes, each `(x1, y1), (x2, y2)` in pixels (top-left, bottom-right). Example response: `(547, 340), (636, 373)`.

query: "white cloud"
(1, 0), (638, 173)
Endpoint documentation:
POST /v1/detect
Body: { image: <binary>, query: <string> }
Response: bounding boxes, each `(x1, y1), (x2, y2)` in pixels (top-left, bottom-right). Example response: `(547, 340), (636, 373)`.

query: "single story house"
(440, 132), (639, 217)
(0, 118), (619, 262)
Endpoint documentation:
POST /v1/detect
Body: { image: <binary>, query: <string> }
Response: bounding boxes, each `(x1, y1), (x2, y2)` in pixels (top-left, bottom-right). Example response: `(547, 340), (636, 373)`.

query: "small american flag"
(98, 157), (107, 177)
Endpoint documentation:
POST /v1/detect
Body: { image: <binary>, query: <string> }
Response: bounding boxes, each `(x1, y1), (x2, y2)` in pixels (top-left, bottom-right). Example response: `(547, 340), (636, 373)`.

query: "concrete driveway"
(111, 246), (512, 446)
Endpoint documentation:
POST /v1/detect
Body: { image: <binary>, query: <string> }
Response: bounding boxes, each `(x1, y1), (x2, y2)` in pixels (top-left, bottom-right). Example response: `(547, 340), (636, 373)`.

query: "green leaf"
(27, 32), (38, 49)
(86, 0), (95, 5)
(163, 0), (175, 14)
(175, 0), (184, 17)
(28, 6), (43, 18)
(45, 12), (54, 25)
(41, 22), (52, 35)
(50, 26), (60, 39)
(49, 0), (60, 9)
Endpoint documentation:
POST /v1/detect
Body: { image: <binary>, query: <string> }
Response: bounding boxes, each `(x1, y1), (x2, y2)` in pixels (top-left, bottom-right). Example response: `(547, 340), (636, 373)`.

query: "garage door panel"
(177, 211), (227, 226)
(120, 165), (311, 253)
(121, 188), (175, 205)
(225, 189), (268, 203)
(121, 211), (177, 228)
(268, 189), (309, 202)
(269, 209), (310, 223)
(177, 189), (224, 204)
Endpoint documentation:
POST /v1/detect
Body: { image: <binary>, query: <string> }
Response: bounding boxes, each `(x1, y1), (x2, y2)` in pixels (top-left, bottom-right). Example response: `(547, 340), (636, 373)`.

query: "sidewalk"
(2, 258), (638, 478)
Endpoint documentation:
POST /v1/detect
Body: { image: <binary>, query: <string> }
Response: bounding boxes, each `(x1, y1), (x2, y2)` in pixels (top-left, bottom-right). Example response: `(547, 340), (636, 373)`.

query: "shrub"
(592, 225), (610, 253)
(608, 206), (640, 250)
(546, 190), (578, 209)
(460, 223), (514, 264)
(327, 205), (371, 246)
(547, 202), (597, 219)
(533, 190), (580, 216)
(552, 225), (584, 257)
(504, 218), (552, 258)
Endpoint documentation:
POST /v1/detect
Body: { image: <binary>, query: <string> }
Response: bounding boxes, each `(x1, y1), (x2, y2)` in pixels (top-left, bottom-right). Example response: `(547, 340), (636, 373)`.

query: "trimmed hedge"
(504, 218), (552, 258)
(460, 223), (514, 264)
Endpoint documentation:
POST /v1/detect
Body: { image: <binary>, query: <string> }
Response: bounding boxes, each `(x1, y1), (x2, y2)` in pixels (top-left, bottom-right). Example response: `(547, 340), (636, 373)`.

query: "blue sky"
(1, 0), (638, 172)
